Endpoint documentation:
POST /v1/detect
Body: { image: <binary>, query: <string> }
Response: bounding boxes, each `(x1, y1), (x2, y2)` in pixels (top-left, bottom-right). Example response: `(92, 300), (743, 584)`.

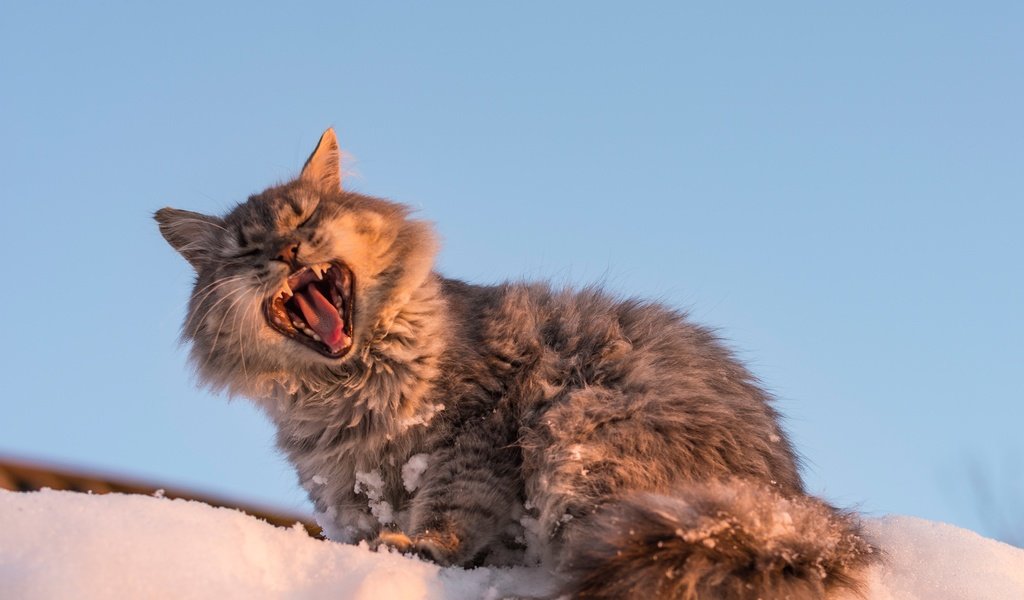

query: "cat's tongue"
(293, 286), (348, 353)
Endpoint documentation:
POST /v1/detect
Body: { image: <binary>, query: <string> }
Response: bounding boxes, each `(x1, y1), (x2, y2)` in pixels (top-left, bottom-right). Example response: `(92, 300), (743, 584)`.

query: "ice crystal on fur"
(401, 454), (430, 493)
(157, 128), (877, 599)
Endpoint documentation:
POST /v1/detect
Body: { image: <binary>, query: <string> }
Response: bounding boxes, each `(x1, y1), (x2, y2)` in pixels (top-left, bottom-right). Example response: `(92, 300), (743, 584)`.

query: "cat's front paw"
(409, 530), (461, 566)
(372, 530), (414, 553)
(372, 529), (461, 566)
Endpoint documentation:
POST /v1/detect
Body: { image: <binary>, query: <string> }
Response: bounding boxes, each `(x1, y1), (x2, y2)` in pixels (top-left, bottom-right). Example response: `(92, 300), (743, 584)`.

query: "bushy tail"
(562, 480), (877, 600)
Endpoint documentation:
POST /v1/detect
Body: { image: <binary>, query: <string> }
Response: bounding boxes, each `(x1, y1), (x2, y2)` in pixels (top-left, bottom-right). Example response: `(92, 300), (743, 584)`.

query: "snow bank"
(1, 489), (1021, 599)
(849, 516), (1024, 600)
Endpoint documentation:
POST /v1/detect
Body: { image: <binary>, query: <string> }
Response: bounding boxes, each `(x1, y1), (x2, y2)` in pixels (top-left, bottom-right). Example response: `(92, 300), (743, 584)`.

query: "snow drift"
(1, 489), (1021, 599)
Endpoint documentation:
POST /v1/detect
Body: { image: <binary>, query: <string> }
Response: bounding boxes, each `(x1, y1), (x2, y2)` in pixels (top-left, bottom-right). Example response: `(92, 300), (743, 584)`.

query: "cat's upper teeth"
(311, 263), (330, 280)
(279, 282), (293, 299)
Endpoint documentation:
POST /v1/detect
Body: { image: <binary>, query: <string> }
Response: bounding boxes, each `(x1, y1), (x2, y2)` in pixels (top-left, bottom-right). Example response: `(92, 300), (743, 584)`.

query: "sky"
(1, 3), (1021, 541)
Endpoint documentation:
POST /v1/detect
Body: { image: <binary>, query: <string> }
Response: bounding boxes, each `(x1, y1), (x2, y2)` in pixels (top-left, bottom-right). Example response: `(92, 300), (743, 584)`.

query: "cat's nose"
(273, 242), (301, 268)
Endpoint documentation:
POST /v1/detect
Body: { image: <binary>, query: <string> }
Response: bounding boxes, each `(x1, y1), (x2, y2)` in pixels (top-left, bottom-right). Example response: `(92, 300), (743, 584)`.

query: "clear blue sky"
(2, 3), (1021, 539)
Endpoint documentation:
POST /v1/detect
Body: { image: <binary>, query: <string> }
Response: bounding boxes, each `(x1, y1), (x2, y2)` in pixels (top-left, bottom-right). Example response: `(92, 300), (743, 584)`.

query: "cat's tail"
(561, 480), (877, 600)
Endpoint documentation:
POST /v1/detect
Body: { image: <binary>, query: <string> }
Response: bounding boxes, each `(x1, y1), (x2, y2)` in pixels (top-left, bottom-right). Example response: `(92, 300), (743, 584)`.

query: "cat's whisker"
(187, 284), (251, 350)
(195, 273), (250, 296)
(249, 297), (263, 378)
(183, 277), (245, 315)
(233, 293), (253, 383)
(182, 282), (241, 325)
(186, 291), (238, 339)
(198, 288), (250, 374)
(182, 276), (250, 334)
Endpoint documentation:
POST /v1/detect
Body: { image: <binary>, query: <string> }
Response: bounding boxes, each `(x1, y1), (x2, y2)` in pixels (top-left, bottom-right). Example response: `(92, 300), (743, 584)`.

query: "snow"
(353, 470), (396, 526)
(2, 489), (1022, 600)
(401, 454), (430, 492)
(398, 403), (446, 430)
(840, 516), (1024, 600)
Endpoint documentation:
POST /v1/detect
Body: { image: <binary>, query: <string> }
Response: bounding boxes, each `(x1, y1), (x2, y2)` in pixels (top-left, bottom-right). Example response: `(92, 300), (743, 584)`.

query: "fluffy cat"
(156, 129), (876, 599)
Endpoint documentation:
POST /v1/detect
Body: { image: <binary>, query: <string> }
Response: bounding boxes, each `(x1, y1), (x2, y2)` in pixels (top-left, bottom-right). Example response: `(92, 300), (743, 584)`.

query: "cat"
(156, 128), (876, 599)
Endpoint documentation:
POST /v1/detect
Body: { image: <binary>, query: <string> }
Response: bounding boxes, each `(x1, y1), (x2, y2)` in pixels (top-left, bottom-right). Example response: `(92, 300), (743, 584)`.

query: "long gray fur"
(156, 129), (876, 599)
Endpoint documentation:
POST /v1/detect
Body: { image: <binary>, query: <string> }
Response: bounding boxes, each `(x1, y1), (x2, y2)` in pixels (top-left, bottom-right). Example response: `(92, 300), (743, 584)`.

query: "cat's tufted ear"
(154, 207), (224, 269)
(300, 128), (342, 191)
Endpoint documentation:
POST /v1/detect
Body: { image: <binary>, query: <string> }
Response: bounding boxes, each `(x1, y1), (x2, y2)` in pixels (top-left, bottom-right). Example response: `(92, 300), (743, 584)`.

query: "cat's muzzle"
(264, 261), (355, 358)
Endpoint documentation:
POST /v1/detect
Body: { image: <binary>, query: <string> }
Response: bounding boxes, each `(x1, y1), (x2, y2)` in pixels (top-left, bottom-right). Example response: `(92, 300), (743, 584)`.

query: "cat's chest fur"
(287, 414), (439, 542)
(264, 384), (450, 541)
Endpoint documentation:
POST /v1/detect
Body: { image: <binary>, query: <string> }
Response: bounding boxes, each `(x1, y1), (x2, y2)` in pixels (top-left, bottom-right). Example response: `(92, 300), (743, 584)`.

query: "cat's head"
(156, 129), (438, 395)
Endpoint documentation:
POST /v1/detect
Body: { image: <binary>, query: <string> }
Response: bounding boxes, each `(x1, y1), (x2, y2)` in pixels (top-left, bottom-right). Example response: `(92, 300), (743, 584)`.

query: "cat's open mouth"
(264, 262), (355, 358)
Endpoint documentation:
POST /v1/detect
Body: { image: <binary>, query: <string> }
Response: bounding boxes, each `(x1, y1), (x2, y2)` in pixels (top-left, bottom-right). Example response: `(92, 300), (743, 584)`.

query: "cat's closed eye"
(233, 248), (261, 259)
(295, 207), (318, 229)
(235, 226), (249, 247)
(232, 227), (261, 259)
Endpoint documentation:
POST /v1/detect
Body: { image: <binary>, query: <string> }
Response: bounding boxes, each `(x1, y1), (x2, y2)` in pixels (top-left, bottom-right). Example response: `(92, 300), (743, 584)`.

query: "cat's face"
(156, 129), (437, 394)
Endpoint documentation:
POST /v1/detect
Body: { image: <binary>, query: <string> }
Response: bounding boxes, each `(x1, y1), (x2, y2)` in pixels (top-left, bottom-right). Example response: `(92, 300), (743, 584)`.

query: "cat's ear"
(300, 128), (342, 191)
(154, 207), (223, 269)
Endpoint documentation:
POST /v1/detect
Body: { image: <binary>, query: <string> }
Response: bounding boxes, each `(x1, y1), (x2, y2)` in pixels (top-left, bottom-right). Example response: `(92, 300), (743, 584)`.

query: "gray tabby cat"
(156, 129), (876, 599)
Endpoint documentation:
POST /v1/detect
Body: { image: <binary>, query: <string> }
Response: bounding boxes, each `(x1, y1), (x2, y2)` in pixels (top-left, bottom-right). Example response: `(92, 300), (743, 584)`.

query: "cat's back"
(442, 276), (751, 395)
(438, 276), (803, 492)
